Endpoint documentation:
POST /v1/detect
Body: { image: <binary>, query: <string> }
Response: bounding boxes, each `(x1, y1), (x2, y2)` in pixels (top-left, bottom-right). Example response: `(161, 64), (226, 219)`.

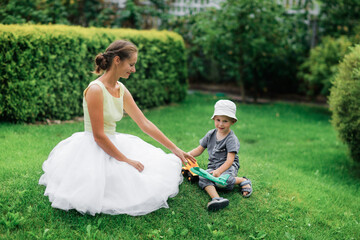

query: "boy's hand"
(211, 169), (221, 177)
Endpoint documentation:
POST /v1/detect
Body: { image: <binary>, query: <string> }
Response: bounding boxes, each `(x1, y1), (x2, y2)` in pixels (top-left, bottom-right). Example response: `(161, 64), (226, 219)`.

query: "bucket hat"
(211, 100), (237, 122)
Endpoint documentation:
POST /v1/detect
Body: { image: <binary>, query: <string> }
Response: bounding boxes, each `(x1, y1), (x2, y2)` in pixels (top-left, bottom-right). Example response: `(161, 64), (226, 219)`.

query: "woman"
(39, 40), (195, 216)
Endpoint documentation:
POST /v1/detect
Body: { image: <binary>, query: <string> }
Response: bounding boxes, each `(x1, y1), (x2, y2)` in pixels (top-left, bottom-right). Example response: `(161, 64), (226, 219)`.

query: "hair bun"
(95, 53), (108, 70)
(93, 40), (137, 75)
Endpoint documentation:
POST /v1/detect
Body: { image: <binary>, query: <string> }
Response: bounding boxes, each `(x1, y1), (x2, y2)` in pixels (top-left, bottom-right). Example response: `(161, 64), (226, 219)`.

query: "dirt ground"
(189, 83), (328, 107)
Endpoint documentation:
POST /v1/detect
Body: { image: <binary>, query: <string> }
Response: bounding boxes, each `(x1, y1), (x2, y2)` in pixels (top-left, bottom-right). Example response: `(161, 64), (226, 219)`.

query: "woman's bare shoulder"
(85, 83), (103, 98)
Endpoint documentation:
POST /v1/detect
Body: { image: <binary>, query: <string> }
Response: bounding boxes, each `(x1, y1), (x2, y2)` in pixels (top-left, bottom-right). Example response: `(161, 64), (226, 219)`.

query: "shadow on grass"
(323, 153), (360, 182)
(342, 157), (360, 181)
(295, 150), (360, 185)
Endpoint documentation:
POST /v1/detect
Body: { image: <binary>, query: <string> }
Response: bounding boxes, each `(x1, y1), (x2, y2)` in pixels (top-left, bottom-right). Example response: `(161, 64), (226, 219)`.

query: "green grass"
(0, 92), (359, 239)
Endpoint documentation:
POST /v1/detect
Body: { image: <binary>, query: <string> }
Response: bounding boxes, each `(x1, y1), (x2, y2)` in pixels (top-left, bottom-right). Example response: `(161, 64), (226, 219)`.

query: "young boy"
(188, 100), (252, 211)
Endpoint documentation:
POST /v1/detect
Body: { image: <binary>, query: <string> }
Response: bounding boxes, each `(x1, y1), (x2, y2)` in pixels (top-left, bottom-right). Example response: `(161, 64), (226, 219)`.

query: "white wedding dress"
(39, 80), (183, 216)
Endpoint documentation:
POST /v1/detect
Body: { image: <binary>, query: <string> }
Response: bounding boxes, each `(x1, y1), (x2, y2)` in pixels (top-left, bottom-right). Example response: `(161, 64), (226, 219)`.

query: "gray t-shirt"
(199, 129), (240, 170)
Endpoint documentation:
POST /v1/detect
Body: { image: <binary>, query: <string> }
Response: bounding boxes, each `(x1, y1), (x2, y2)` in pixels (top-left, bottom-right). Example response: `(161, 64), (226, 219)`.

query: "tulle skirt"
(39, 132), (183, 216)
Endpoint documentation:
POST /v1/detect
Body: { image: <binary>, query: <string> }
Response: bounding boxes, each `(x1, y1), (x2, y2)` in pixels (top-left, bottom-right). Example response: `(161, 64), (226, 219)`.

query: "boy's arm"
(212, 152), (235, 177)
(188, 145), (205, 157)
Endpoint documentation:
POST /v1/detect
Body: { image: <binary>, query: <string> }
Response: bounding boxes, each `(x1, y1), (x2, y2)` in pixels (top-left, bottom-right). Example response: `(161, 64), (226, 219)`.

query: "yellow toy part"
(181, 159), (199, 183)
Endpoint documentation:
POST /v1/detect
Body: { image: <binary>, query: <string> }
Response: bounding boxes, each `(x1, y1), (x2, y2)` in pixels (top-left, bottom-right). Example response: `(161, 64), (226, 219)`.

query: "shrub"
(298, 36), (352, 97)
(349, 25), (360, 45)
(319, 0), (360, 38)
(0, 24), (187, 122)
(168, 15), (220, 84)
(329, 44), (360, 162)
(186, 0), (310, 100)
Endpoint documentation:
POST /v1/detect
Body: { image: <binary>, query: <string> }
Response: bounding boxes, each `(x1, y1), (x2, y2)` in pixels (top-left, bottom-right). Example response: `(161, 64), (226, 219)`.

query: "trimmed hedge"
(0, 24), (187, 122)
(329, 45), (360, 163)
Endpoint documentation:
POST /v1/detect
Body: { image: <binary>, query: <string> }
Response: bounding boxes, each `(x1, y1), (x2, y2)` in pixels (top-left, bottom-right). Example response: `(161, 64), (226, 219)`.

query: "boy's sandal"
(207, 197), (229, 211)
(239, 177), (252, 198)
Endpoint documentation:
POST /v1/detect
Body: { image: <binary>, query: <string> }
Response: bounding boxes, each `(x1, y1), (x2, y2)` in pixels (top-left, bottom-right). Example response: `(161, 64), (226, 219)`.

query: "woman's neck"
(100, 71), (118, 87)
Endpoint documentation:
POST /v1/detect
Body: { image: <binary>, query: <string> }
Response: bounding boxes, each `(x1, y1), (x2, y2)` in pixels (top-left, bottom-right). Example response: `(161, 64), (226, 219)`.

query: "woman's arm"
(85, 84), (144, 172)
(188, 145), (205, 158)
(123, 87), (195, 164)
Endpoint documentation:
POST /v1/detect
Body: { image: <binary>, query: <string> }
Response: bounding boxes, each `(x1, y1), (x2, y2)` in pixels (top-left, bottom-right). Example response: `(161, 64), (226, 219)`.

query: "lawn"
(0, 92), (359, 239)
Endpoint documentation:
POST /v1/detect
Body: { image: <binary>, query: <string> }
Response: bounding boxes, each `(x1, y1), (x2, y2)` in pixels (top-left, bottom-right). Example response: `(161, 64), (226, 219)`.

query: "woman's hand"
(171, 147), (196, 165)
(127, 159), (144, 172)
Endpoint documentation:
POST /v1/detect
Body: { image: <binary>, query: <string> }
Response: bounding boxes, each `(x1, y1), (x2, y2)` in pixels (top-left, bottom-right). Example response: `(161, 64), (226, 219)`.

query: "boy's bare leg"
(235, 177), (251, 196)
(205, 185), (229, 211)
(204, 185), (220, 199)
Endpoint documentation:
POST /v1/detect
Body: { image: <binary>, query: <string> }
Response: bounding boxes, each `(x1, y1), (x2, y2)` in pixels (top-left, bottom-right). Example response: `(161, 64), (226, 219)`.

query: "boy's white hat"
(211, 100), (237, 122)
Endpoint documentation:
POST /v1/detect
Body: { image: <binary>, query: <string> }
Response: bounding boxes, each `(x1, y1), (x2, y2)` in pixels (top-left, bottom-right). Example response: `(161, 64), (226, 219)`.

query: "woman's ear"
(114, 56), (121, 65)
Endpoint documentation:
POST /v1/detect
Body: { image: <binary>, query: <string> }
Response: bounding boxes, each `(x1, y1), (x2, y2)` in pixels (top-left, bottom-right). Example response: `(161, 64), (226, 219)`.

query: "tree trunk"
(253, 83), (258, 103)
(238, 66), (246, 103)
(240, 81), (246, 103)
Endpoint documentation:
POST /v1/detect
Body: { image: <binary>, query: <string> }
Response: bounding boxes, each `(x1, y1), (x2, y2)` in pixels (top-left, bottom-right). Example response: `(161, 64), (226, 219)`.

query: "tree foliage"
(319, 0), (360, 38)
(0, 0), (172, 29)
(0, 0), (69, 24)
(188, 0), (309, 100)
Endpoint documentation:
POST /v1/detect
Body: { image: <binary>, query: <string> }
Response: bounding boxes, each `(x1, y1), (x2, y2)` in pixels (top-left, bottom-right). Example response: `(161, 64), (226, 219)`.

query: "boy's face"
(214, 115), (234, 134)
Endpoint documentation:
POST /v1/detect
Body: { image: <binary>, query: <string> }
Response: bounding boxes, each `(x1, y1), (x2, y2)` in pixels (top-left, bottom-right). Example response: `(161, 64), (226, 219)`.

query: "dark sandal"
(239, 177), (252, 198)
(207, 197), (229, 211)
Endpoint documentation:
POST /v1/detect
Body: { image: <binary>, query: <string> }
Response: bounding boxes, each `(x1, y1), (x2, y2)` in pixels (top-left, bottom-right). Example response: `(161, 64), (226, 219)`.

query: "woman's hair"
(93, 40), (138, 74)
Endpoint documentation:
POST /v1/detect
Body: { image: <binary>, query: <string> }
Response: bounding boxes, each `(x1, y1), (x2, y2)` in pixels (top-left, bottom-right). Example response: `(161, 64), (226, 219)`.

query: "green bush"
(168, 15), (219, 84)
(0, 24), (187, 122)
(319, 0), (360, 38)
(298, 36), (352, 97)
(329, 45), (360, 162)
(349, 25), (360, 45)
(184, 0), (309, 100)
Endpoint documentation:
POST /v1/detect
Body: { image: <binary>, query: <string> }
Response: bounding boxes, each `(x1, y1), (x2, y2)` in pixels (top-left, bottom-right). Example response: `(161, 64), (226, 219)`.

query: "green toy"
(190, 167), (230, 186)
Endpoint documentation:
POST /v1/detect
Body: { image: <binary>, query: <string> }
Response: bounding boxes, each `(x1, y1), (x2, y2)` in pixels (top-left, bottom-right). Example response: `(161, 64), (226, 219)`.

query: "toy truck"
(181, 159), (199, 183)
(182, 160), (230, 186)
